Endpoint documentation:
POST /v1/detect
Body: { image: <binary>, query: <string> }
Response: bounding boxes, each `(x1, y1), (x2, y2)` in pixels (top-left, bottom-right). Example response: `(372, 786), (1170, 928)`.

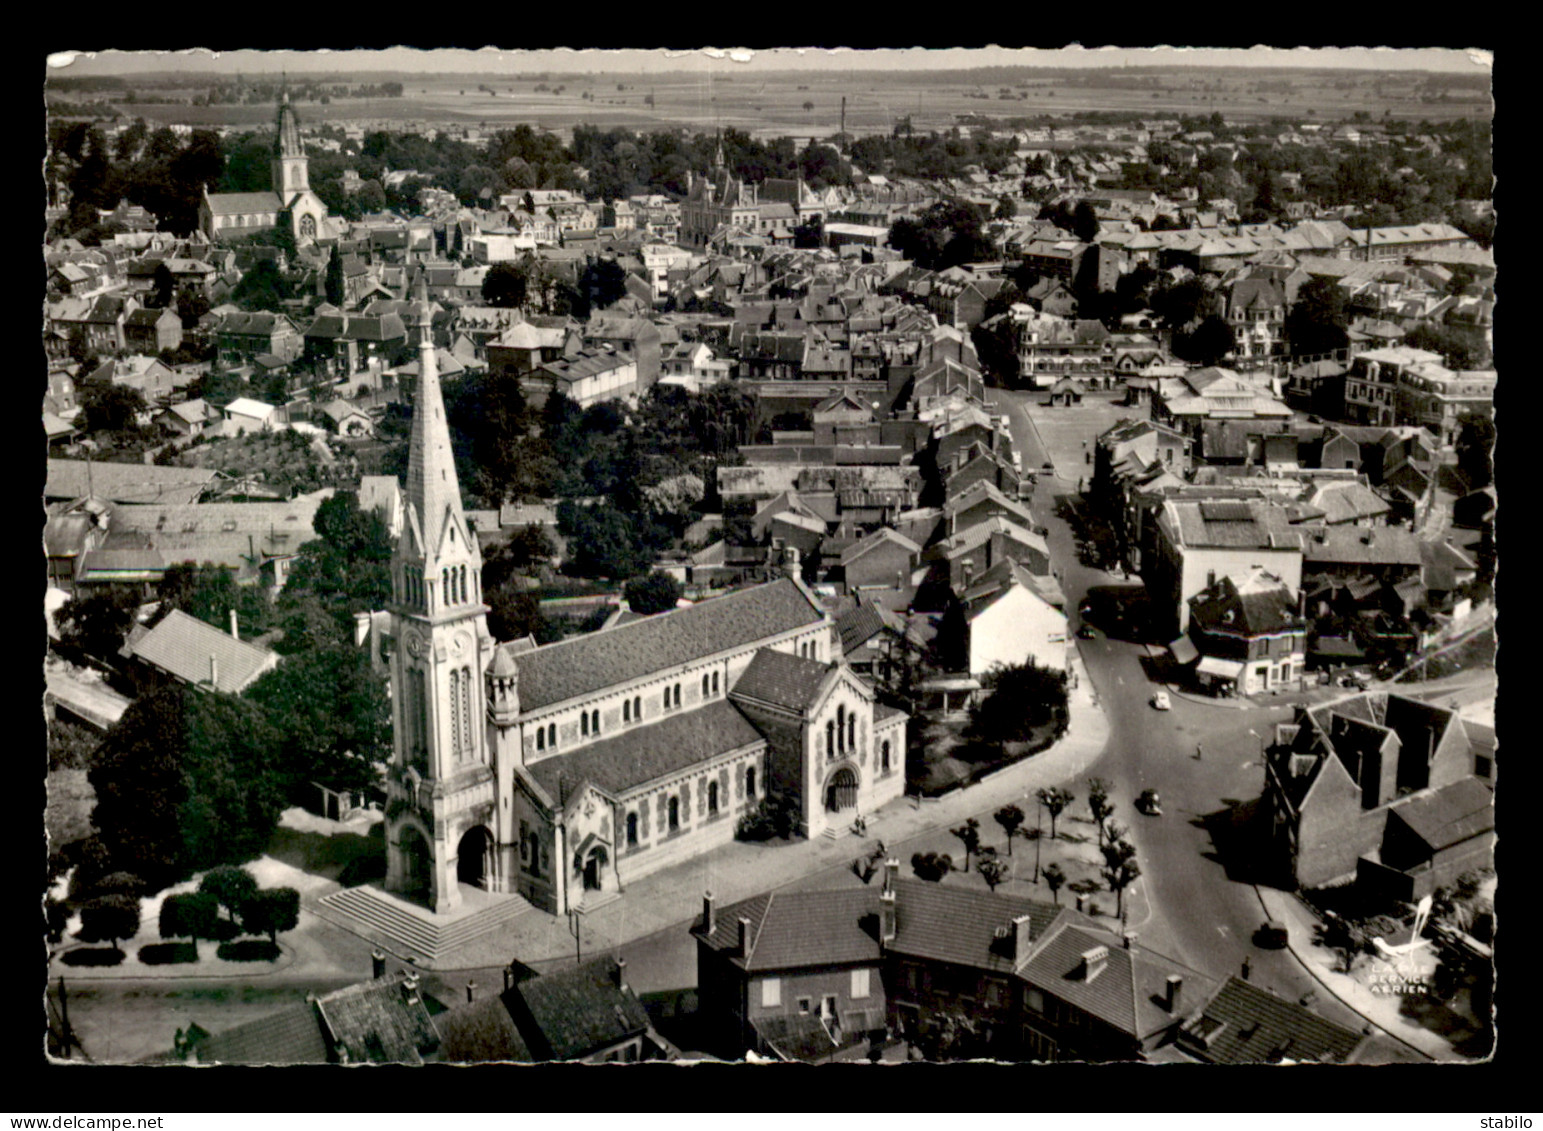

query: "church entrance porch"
(457, 825), (494, 890)
(825, 767), (859, 813)
(582, 845), (609, 892)
(393, 823), (433, 900)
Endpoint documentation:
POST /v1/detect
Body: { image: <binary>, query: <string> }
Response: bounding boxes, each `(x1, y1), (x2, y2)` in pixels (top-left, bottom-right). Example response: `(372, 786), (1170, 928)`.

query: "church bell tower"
(272, 89), (310, 200)
(384, 270), (499, 914)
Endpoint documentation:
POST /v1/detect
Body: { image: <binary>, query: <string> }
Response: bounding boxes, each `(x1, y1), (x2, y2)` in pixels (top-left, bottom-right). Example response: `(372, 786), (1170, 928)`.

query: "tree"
(1042, 862), (1066, 905)
(1454, 411), (1495, 489)
(624, 571), (683, 615)
(325, 245), (346, 307)
(230, 259), (290, 313)
(969, 662), (1071, 745)
(994, 804), (1025, 855)
(56, 586), (140, 660)
(78, 895), (140, 954)
(579, 258), (630, 311)
(1173, 315), (1235, 367)
(1100, 838), (1141, 919)
(1087, 778), (1114, 848)
(1070, 200), (1100, 243)
(910, 852), (953, 882)
(1284, 277), (1351, 358)
(155, 563), (271, 637)
(1038, 787), (1075, 840)
(950, 818), (982, 872)
(200, 866), (258, 931)
(928, 595), (971, 674)
(976, 847), (1008, 892)
(152, 262), (176, 309)
(242, 887), (301, 945)
(160, 891), (219, 944)
(79, 383), (149, 434)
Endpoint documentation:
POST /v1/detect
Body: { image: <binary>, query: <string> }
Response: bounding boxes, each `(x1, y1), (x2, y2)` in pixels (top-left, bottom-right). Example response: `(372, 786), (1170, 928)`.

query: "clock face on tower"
(405, 631), (426, 659)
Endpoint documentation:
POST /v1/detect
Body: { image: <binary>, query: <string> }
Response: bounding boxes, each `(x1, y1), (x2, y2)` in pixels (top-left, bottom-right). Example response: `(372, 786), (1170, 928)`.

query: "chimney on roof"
(1082, 945), (1109, 982)
(229, 609), (239, 640)
(403, 972), (420, 1006)
(738, 917), (752, 959)
(209, 655), (218, 688)
(1165, 974), (1183, 1013)
(371, 949), (386, 980)
(1012, 914), (1034, 963)
(1123, 931), (1139, 951)
(613, 958), (628, 992)
(702, 892), (716, 936)
(879, 888), (898, 945)
(883, 857), (900, 895)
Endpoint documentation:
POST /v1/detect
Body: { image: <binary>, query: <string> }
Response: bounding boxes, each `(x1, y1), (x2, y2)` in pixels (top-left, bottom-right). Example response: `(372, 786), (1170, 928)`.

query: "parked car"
(1255, 920), (1289, 950)
(1150, 691), (1171, 711)
(1076, 624), (1098, 639)
(1137, 789), (1162, 816)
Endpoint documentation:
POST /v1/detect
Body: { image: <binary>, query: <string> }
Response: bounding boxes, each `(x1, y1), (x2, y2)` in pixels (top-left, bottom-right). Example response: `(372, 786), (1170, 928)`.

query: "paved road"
(987, 387), (1371, 1031)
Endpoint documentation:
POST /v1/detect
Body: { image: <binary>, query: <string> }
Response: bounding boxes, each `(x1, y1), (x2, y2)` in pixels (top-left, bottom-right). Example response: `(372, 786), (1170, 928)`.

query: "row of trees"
(909, 778), (1141, 918)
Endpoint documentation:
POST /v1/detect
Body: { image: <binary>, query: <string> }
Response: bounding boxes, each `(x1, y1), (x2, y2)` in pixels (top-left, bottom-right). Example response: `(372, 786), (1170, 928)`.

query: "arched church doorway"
(457, 825), (492, 889)
(582, 846), (608, 892)
(825, 767), (858, 813)
(399, 824), (431, 897)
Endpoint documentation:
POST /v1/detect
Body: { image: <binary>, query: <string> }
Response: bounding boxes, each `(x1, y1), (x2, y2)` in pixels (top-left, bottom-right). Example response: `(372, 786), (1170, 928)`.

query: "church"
(199, 91), (335, 245)
(369, 275), (908, 917)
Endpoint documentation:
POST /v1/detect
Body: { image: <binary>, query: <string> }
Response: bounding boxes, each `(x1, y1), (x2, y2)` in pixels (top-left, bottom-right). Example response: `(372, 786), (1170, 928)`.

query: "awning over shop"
(1168, 635), (1200, 665)
(1196, 655), (1246, 680)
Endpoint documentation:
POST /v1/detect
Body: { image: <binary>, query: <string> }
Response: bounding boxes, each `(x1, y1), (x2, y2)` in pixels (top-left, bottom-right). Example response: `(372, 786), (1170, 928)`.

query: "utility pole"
(568, 907), (583, 965)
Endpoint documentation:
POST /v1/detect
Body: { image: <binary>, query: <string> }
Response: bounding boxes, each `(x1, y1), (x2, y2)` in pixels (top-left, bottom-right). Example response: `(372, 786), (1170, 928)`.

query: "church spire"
(402, 269), (466, 573)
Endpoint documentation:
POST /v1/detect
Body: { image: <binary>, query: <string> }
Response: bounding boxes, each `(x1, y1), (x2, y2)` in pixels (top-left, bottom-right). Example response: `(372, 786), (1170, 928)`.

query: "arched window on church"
(849, 713), (857, 753)
(581, 712), (590, 737)
(627, 812), (638, 848)
(449, 670), (462, 758)
(537, 727), (546, 751)
(746, 766), (757, 800)
(633, 696), (641, 720)
(702, 674), (710, 698)
(826, 721), (835, 760)
(299, 213), (316, 239)
(882, 741), (891, 773)
(590, 709), (600, 736)
(459, 666), (473, 761)
(548, 723), (557, 749)
(623, 700), (631, 723)
(837, 706), (846, 754)
(712, 671), (720, 695)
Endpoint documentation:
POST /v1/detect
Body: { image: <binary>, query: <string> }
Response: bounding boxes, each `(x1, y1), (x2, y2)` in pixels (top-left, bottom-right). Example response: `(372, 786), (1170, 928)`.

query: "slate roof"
(839, 527), (921, 568)
(498, 579), (825, 712)
(46, 459), (218, 505)
(191, 1002), (329, 1065)
(1181, 977), (1365, 1064)
(836, 601), (888, 654)
(204, 191), (283, 215)
(699, 888), (881, 972)
(526, 699), (765, 802)
(1164, 498), (1299, 550)
(129, 609), (277, 693)
(889, 878), (1066, 973)
(1299, 526), (1422, 567)
(730, 649), (837, 715)
(434, 992), (534, 1063)
(304, 314), (407, 342)
(1388, 778), (1494, 853)
(315, 973), (440, 1065)
(511, 957), (651, 1060)
(1022, 923), (1220, 1041)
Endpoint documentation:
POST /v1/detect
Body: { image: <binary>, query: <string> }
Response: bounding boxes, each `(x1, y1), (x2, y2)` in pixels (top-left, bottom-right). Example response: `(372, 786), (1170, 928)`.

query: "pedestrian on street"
(1194, 742), (1203, 760)
(1241, 957), (1252, 981)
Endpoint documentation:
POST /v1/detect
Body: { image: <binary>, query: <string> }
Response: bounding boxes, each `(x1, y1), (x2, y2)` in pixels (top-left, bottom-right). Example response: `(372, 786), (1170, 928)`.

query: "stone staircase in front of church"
(312, 884), (535, 964)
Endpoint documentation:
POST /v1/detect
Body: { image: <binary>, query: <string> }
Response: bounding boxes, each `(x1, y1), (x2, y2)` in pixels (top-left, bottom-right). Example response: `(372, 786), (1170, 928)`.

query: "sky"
(49, 45), (1492, 78)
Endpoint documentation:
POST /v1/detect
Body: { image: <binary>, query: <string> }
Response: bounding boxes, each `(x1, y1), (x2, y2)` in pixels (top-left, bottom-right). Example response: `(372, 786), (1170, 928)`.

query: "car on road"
(1150, 691), (1171, 711)
(1076, 624), (1098, 639)
(1254, 920), (1289, 949)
